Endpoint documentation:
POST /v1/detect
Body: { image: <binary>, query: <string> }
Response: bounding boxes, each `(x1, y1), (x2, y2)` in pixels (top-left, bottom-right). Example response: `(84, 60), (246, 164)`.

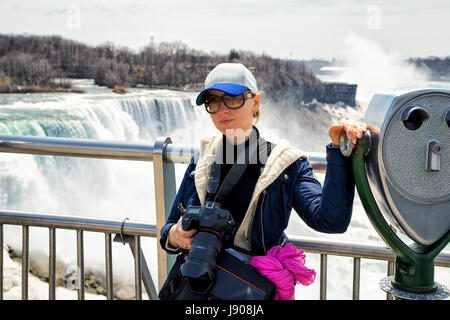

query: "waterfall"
(0, 92), (211, 215)
(0, 88), (215, 290)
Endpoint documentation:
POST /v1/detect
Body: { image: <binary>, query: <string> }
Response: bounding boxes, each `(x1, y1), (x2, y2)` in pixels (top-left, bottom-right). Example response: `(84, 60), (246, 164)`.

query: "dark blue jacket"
(160, 144), (355, 256)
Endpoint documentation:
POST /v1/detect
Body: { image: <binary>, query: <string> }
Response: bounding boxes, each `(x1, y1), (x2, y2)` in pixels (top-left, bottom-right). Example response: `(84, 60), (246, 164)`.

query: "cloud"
(0, 0), (449, 60)
(335, 33), (428, 102)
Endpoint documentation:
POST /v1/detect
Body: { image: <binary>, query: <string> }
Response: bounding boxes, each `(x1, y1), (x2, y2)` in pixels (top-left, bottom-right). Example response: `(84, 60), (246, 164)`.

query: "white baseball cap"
(196, 63), (258, 106)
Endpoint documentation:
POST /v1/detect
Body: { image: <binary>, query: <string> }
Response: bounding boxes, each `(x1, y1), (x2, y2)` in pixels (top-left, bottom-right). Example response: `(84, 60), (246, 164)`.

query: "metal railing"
(0, 210), (158, 300)
(289, 235), (450, 300)
(0, 134), (448, 300)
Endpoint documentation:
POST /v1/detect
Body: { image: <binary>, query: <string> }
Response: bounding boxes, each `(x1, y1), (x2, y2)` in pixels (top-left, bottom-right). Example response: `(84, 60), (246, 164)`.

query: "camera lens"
(180, 232), (223, 293)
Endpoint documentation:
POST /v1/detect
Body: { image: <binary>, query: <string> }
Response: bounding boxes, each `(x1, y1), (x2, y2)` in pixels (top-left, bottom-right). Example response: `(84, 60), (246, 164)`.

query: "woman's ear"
(252, 93), (261, 113)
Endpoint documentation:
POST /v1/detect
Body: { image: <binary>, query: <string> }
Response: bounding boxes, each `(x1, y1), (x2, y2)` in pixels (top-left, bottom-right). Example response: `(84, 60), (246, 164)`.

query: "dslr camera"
(179, 201), (236, 293)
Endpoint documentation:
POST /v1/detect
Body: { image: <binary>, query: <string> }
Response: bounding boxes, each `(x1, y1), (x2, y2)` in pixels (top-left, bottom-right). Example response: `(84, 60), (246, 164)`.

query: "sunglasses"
(204, 91), (256, 114)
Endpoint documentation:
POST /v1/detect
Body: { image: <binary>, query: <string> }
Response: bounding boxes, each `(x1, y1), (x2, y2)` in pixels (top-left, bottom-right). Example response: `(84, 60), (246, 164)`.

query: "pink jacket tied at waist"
(249, 243), (316, 300)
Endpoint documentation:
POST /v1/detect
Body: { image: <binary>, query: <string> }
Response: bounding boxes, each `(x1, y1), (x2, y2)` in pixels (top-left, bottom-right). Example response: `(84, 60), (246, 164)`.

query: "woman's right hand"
(168, 216), (197, 250)
(329, 119), (367, 147)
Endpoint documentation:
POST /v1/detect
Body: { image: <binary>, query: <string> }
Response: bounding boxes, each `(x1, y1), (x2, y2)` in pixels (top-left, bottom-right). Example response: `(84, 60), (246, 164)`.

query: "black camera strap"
(207, 127), (265, 204)
(210, 163), (247, 204)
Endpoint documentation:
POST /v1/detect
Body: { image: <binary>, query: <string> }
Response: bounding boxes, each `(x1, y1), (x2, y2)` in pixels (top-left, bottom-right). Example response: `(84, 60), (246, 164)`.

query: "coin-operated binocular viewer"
(341, 89), (450, 299)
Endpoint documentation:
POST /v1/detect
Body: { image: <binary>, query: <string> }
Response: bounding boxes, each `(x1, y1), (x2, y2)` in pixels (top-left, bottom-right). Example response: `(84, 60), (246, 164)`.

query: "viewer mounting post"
(343, 89), (450, 299)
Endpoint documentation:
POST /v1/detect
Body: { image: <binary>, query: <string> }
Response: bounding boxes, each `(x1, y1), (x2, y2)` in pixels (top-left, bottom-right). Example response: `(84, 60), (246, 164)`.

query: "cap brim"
(196, 83), (248, 106)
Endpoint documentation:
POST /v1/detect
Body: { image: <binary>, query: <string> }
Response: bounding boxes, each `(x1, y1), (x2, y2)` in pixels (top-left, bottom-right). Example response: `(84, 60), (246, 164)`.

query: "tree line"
(408, 56), (450, 80)
(0, 33), (324, 102)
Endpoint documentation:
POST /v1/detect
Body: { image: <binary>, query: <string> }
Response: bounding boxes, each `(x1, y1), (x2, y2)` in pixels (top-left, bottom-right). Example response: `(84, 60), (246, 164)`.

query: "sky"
(0, 0), (449, 61)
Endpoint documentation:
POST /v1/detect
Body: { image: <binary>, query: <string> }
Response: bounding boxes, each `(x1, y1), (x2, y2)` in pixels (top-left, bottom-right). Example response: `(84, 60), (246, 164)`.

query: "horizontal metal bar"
(306, 152), (328, 173)
(0, 135), (328, 172)
(0, 209), (448, 267)
(289, 235), (450, 267)
(158, 145), (328, 172)
(165, 144), (198, 164)
(1, 209), (448, 267)
(290, 235), (395, 261)
(166, 146), (325, 173)
(0, 135), (155, 162)
(0, 210), (157, 237)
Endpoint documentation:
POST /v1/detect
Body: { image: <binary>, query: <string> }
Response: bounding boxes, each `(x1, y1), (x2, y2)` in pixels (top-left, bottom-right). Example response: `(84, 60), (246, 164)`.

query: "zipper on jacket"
(260, 189), (267, 255)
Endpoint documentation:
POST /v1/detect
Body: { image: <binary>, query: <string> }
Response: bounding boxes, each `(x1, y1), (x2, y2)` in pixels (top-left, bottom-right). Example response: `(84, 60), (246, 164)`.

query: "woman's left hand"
(329, 120), (368, 148)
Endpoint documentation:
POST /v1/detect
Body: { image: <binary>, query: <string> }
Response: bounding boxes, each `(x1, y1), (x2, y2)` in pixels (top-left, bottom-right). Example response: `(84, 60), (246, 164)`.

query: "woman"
(159, 63), (366, 298)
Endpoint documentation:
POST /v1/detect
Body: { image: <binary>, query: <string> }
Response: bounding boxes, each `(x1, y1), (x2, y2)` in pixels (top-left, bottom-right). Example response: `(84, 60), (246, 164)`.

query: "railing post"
(133, 235), (142, 300)
(153, 137), (177, 291)
(22, 225), (29, 300)
(352, 257), (361, 300)
(113, 234), (158, 300)
(49, 227), (56, 300)
(76, 230), (85, 300)
(105, 233), (113, 300)
(387, 260), (395, 300)
(320, 254), (327, 300)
